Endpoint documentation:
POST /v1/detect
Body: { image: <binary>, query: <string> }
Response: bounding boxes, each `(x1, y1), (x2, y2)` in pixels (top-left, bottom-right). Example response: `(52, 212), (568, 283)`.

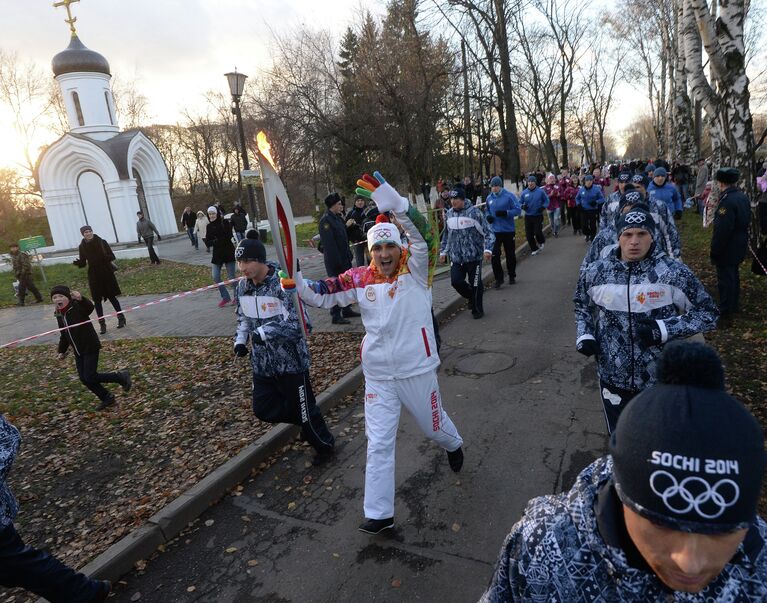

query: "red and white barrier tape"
(750, 240), (767, 275)
(1, 277), (244, 349)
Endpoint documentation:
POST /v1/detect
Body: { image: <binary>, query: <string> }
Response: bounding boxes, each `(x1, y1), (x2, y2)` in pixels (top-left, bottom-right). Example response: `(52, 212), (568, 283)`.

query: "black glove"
(496, 209), (508, 218)
(674, 210), (682, 220)
(576, 339), (598, 357)
(157, 235), (162, 241)
(296, 258), (301, 272)
(521, 204), (528, 211)
(252, 331), (265, 346)
(486, 215), (495, 224)
(635, 318), (663, 347)
(234, 343), (249, 357)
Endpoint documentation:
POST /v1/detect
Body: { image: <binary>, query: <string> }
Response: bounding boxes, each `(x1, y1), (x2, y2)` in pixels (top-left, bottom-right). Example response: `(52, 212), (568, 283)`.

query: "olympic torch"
(254, 131), (308, 335)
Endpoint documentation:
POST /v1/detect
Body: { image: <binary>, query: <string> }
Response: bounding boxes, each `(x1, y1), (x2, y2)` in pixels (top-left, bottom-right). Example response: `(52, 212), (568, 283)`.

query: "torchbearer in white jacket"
(282, 172), (464, 535)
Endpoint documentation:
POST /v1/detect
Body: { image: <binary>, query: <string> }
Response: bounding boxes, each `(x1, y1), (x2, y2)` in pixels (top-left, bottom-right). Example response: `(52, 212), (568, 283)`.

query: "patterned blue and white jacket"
(574, 245), (718, 391)
(481, 457), (767, 602)
(439, 201), (495, 264)
(235, 262), (312, 377)
(0, 414), (20, 528)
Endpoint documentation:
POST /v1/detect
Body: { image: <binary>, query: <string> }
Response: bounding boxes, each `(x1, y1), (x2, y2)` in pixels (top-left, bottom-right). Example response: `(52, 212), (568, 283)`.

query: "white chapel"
(38, 22), (175, 250)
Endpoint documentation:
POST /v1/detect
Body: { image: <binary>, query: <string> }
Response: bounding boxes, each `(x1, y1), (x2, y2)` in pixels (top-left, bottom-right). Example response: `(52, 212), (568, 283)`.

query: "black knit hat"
(610, 341), (766, 533)
(619, 190), (644, 210)
(324, 192), (342, 208)
(617, 171), (631, 183)
(631, 174), (649, 188)
(50, 284), (71, 299)
(615, 206), (655, 238)
(234, 237), (266, 263)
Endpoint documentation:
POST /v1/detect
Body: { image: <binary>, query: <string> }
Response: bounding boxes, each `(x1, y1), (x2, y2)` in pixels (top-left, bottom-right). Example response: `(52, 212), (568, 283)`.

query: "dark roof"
(52, 34), (110, 77)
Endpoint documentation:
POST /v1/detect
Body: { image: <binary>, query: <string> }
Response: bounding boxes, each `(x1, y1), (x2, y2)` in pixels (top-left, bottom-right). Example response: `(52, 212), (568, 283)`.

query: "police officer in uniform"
(710, 167), (751, 324)
(319, 192), (360, 324)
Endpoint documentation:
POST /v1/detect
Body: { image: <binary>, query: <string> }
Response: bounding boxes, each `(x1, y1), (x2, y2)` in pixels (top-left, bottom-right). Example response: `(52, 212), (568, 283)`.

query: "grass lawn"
(0, 259), (212, 308)
(263, 220), (319, 247)
(677, 211), (767, 514)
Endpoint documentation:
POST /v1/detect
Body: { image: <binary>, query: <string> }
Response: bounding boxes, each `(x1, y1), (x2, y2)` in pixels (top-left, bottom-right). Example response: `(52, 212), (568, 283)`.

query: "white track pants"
(363, 371), (463, 520)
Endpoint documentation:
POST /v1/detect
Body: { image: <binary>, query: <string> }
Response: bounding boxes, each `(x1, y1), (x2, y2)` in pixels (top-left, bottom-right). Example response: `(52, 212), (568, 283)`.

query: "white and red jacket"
(296, 204), (440, 382)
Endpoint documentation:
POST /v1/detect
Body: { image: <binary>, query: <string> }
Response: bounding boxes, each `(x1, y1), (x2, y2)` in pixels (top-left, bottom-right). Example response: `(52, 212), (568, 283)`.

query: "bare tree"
(535, 0), (588, 170)
(0, 50), (54, 195)
(112, 75), (151, 129)
(580, 33), (624, 163)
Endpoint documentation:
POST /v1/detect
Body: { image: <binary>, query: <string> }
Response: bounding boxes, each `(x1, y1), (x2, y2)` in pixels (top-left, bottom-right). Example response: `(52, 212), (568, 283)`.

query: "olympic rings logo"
(624, 212), (646, 224)
(374, 228), (392, 239)
(650, 470), (740, 519)
(235, 246), (245, 259)
(624, 192), (641, 204)
(631, 175), (643, 183)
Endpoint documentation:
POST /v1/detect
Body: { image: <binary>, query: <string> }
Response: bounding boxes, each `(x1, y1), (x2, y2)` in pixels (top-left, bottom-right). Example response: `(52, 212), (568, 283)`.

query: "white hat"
(207, 206), (217, 214)
(367, 222), (402, 251)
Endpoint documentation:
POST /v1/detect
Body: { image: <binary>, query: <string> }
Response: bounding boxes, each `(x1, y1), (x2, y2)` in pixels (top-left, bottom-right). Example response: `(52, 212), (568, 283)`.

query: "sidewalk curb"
(69, 364), (365, 585)
(59, 223), (552, 591)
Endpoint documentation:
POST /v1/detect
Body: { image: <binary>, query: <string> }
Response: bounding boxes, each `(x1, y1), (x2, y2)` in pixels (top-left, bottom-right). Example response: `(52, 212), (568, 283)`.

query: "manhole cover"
(453, 351), (516, 377)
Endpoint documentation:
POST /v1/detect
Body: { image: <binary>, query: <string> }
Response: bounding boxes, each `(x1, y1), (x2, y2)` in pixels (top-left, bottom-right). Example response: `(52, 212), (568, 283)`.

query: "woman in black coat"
(203, 206), (237, 307)
(73, 225), (124, 334)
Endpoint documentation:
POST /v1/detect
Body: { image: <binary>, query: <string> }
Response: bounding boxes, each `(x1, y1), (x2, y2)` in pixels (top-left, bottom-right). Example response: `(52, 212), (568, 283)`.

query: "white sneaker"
(540, 243), (545, 250)
(531, 249), (540, 256)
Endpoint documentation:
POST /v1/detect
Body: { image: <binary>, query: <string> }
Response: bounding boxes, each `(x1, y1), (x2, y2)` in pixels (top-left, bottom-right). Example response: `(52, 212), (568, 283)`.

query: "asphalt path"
(108, 230), (606, 603)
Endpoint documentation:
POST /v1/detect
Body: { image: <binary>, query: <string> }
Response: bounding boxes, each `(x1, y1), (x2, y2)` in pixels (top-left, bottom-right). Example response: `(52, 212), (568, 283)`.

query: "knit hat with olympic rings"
(615, 206), (655, 238)
(367, 214), (402, 250)
(610, 341), (766, 533)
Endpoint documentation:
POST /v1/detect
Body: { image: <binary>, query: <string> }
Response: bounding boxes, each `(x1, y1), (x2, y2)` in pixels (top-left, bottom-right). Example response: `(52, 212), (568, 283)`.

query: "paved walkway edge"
(49, 227), (546, 594)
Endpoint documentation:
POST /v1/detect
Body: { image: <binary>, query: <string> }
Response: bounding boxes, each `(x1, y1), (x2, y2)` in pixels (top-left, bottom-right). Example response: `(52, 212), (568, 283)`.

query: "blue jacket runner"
(485, 189), (521, 233)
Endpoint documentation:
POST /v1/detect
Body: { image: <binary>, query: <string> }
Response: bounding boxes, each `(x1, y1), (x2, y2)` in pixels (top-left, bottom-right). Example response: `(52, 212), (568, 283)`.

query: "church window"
(105, 92), (115, 125)
(72, 91), (84, 126)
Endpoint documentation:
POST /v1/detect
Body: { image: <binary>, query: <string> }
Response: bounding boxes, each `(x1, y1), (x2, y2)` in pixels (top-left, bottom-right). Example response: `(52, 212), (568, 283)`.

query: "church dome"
(52, 35), (110, 77)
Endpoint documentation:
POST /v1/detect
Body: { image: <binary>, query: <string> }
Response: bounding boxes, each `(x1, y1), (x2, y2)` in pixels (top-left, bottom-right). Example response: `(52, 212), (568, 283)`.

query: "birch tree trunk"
(672, 0), (695, 163)
(683, 0), (755, 217)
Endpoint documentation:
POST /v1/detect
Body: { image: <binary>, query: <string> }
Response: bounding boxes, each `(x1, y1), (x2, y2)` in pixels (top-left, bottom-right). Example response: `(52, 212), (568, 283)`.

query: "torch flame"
(256, 131), (276, 169)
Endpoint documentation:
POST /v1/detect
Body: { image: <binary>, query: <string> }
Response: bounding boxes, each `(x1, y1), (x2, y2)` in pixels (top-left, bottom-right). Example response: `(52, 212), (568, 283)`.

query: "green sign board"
(18, 236), (46, 252)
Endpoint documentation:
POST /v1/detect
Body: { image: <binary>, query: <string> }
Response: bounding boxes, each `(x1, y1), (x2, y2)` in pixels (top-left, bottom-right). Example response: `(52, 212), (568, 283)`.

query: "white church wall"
(128, 134), (176, 235)
(56, 72), (119, 140)
(43, 188), (87, 250)
(78, 171), (118, 242)
(104, 180), (141, 243)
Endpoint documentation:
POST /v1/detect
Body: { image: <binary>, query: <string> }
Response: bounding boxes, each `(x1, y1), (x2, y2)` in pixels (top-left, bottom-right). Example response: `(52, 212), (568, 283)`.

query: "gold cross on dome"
(53, 0), (80, 36)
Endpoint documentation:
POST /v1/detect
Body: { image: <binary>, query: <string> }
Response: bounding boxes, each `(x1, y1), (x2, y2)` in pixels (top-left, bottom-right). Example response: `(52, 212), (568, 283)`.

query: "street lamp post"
(225, 69), (260, 231)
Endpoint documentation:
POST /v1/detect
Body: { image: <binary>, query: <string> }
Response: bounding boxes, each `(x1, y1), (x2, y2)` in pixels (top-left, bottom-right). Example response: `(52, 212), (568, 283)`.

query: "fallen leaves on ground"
(0, 332), (361, 603)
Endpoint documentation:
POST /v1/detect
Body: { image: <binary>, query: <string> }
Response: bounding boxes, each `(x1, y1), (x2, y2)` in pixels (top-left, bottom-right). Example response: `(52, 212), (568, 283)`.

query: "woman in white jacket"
(194, 211), (210, 252)
(287, 172), (464, 535)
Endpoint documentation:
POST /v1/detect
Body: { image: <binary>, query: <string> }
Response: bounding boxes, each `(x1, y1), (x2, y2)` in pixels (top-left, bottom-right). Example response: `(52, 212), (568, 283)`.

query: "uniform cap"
(715, 167), (740, 184)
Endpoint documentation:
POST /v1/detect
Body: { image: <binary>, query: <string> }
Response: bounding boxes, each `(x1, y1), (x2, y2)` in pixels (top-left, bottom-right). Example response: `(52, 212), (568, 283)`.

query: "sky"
(0, 0), (643, 170)
(0, 0), (375, 169)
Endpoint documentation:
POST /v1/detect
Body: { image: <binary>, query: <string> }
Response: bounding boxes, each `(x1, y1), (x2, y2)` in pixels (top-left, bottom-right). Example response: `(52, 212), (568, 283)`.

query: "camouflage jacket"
(10, 251), (32, 279)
